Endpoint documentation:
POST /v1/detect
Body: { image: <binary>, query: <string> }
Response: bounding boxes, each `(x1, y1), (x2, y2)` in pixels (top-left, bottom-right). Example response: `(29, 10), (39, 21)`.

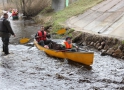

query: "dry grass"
(1, 3), (16, 11)
(1, 0), (51, 17)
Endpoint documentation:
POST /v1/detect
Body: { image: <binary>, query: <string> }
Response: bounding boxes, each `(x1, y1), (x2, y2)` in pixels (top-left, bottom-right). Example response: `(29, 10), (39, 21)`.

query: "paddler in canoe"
(11, 9), (19, 20)
(62, 37), (78, 52)
(35, 26), (51, 48)
(35, 27), (78, 51)
(48, 36), (78, 52)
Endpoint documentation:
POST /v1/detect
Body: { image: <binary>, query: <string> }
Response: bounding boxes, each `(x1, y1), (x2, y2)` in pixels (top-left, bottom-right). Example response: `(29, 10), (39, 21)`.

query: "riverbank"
(72, 31), (124, 59)
(36, 0), (124, 59)
(50, 28), (124, 59)
(64, 0), (124, 59)
(33, 0), (103, 30)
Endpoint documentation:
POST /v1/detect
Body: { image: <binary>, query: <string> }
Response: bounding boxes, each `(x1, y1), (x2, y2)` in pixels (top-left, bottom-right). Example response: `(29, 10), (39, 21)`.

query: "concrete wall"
(52, 0), (65, 12)
(52, 0), (77, 12)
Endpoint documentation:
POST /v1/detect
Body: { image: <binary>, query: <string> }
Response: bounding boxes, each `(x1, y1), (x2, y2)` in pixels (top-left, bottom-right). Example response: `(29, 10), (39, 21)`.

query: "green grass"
(52, 0), (103, 31)
(122, 40), (124, 44)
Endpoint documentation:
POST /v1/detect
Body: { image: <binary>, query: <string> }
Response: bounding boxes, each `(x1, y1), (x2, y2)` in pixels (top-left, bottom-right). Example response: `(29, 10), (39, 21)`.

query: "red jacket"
(36, 31), (47, 42)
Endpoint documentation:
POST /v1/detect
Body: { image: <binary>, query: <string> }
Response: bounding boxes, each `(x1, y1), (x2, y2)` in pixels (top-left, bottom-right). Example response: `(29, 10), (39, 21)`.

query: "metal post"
(66, 0), (69, 7)
(52, 0), (66, 11)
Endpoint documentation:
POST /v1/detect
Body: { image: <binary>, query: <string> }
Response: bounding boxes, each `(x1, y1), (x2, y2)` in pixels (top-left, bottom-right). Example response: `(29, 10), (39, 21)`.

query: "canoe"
(12, 15), (19, 20)
(34, 39), (94, 65)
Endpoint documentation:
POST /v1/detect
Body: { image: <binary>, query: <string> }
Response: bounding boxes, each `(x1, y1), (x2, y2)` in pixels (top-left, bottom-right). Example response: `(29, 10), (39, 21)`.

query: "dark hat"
(65, 37), (71, 40)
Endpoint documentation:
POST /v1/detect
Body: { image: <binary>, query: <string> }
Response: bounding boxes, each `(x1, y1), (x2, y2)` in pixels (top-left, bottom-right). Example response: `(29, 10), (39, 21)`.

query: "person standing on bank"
(0, 13), (15, 55)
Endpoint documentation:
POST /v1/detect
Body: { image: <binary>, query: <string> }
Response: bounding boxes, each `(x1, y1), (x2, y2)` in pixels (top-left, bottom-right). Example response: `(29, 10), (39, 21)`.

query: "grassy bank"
(35, 0), (103, 32)
(51, 0), (103, 32)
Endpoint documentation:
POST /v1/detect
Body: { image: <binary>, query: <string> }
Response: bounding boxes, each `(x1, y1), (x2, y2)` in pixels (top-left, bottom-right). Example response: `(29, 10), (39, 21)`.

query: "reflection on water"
(9, 15), (40, 44)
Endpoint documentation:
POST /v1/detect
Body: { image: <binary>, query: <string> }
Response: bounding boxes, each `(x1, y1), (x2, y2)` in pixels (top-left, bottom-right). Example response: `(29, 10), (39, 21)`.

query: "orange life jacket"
(64, 41), (72, 49)
(37, 31), (46, 42)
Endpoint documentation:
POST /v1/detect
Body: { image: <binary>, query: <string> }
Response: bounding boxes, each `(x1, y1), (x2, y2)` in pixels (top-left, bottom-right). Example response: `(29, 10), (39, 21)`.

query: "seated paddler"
(63, 37), (78, 52)
(35, 26), (51, 48)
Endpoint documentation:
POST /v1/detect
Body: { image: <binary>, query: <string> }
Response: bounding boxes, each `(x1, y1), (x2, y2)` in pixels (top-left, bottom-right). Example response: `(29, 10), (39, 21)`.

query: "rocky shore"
(45, 24), (124, 59)
(71, 30), (124, 59)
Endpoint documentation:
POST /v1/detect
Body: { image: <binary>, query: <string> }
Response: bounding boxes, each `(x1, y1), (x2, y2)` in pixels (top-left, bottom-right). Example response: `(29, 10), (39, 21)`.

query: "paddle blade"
(57, 29), (66, 35)
(20, 38), (30, 44)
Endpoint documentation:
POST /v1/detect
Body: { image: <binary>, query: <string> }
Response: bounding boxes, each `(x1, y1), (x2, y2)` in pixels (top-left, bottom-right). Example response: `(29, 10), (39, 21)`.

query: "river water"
(0, 14), (124, 90)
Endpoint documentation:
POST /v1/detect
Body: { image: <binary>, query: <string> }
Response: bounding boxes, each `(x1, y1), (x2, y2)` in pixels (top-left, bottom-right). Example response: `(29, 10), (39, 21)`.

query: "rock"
(96, 41), (99, 44)
(113, 49), (121, 54)
(121, 56), (124, 59)
(101, 41), (105, 45)
(90, 42), (94, 46)
(112, 49), (123, 58)
(82, 42), (86, 46)
(87, 41), (91, 45)
(93, 43), (97, 47)
(119, 53), (123, 58)
(95, 43), (100, 48)
(104, 45), (109, 50)
(101, 50), (107, 56)
(118, 45), (123, 50)
(106, 48), (115, 55)
(98, 45), (103, 51)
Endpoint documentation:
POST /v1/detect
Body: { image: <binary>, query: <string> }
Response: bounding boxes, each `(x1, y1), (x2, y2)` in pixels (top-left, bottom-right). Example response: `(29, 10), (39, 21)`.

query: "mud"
(0, 14), (124, 90)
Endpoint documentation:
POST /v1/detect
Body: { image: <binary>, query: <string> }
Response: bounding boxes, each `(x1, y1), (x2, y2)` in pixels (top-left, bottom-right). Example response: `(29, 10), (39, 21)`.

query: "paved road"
(66, 0), (124, 39)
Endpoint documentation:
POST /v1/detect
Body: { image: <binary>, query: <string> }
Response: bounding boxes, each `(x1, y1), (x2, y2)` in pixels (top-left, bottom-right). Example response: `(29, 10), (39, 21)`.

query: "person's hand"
(47, 33), (51, 39)
(76, 46), (79, 49)
(35, 36), (39, 38)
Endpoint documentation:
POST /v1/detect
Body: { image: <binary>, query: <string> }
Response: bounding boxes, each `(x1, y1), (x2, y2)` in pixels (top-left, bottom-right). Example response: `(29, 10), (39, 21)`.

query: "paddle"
(19, 37), (30, 44)
(56, 29), (66, 35)
(19, 29), (66, 44)
(72, 43), (87, 51)
(56, 49), (73, 52)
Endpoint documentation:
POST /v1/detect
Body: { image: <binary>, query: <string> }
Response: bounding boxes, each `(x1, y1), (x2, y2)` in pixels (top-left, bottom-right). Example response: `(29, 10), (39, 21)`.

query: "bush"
(3, 0), (51, 17)
(23, 0), (51, 17)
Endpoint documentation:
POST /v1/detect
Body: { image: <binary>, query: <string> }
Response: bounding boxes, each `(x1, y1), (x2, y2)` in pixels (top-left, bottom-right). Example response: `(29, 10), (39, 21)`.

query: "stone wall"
(72, 31), (124, 59)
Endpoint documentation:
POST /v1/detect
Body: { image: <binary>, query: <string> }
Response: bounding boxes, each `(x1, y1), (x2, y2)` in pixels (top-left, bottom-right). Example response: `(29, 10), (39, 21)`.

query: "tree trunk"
(22, 0), (26, 16)
(2, 0), (5, 9)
